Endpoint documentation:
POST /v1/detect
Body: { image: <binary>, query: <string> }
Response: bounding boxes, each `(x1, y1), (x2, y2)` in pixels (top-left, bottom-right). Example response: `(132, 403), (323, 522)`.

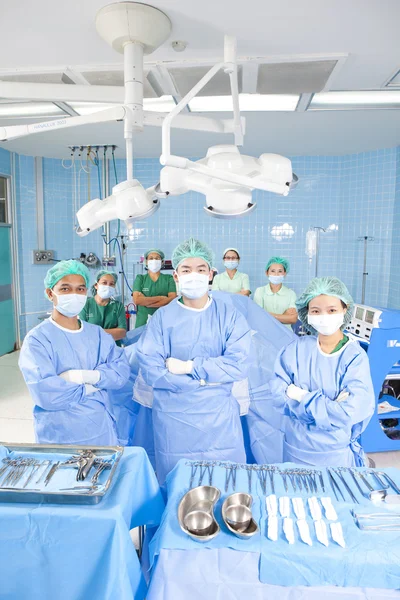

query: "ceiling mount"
(95, 2), (172, 55)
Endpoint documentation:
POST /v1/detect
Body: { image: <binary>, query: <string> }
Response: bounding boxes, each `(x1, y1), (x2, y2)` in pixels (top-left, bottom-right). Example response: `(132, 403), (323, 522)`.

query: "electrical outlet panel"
(33, 250), (54, 265)
(102, 256), (117, 267)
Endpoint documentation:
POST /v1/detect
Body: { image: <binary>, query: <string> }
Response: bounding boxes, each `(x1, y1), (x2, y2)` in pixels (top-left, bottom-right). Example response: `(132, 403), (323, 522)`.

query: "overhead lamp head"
(160, 145), (296, 219)
(76, 179), (159, 237)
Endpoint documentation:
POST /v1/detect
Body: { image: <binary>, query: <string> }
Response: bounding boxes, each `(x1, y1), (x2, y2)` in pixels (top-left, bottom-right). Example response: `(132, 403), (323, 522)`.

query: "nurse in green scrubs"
(80, 270), (127, 345)
(211, 248), (251, 296)
(132, 249), (177, 328)
(254, 256), (297, 328)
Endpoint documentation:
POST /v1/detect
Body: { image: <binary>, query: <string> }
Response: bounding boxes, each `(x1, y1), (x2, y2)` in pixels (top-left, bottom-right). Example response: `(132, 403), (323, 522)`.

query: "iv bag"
(306, 230), (317, 260)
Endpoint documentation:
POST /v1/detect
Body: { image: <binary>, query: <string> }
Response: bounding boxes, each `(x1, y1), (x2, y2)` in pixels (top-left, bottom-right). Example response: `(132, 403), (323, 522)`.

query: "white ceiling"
(1, 0), (400, 157)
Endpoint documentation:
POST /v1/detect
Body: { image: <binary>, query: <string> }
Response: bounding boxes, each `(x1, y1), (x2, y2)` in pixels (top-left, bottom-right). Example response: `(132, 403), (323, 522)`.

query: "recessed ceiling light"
(309, 90), (400, 110)
(189, 94), (299, 112)
(0, 102), (65, 117)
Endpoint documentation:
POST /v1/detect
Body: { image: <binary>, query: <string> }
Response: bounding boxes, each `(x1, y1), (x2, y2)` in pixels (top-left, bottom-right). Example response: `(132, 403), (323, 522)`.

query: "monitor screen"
(355, 307), (364, 320)
(365, 310), (374, 324)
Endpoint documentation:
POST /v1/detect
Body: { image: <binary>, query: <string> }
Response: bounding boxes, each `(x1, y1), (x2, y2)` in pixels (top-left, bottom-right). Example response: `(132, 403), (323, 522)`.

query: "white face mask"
(269, 275), (285, 285)
(97, 285), (114, 300)
(307, 313), (345, 336)
(147, 259), (162, 273)
(52, 292), (87, 317)
(224, 260), (239, 270)
(178, 272), (210, 299)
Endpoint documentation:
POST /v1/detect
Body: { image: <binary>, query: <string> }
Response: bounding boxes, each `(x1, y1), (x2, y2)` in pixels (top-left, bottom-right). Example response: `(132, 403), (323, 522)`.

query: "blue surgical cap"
(145, 248), (165, 260)
(296, 276), (354, 334)
(266, 256), (290, 274)
(44, 259), (90, 290)
(172, 237), (214, 269)
(91, 270), (118, 296)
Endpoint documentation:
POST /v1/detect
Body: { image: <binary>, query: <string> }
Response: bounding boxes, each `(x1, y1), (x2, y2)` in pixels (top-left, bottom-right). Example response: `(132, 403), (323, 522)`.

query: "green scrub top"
(133, 272), (176, 328)
(331, 334), (349, 354)
(253, 283), (297, 328)
(212, 271), (250, 294)
(79, 297), (126, 346)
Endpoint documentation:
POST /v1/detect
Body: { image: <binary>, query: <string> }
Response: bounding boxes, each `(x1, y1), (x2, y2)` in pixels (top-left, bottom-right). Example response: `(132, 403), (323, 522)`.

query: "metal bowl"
(225, 504), (252, 532)
(178, 486), (221, 542)
(223, 492), (252, 509)
(222, 492), (259, 539)
(183, 510), (213, 535)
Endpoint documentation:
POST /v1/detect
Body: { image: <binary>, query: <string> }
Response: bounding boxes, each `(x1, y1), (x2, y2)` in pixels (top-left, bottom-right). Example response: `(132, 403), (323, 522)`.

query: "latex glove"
(59, 370), (100, 385)
(286, 383), (309, 402)
(166, 358), (194, 375)
(336, 390), (349, 403)
(84, 384), (98, 395)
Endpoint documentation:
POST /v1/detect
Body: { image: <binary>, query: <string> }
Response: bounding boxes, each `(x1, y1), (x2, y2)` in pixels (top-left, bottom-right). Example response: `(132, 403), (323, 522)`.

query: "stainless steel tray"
(0, 442), (124, 505)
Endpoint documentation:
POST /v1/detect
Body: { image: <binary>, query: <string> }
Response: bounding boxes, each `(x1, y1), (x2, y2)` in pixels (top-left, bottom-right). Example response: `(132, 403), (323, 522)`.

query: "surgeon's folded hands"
(166, 357), (194, 375)
(286, 383), (309, 402)
(59, 369), (100, 385)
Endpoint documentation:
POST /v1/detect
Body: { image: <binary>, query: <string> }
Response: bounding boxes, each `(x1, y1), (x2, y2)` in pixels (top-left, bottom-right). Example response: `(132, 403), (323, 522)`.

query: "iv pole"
(358, 236), (374, 304)
(312, 226), (326, 277)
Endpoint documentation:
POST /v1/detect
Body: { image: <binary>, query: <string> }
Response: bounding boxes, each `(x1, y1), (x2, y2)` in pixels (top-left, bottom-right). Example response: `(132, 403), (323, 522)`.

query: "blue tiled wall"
(4, 145), (400, 338)
(0, 147), (11, 176)
(388, 147), (400, 309)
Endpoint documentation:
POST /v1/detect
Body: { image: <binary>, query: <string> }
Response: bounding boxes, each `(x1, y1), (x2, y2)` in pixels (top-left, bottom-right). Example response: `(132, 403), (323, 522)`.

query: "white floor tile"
(0, 418), (35, 444)
(368, 451), (400, 469)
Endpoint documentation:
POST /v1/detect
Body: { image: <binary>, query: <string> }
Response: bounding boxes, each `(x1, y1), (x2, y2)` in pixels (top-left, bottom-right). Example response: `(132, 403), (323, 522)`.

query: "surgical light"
(0, 3), (298, 225)
(76, 179), (160, 237)
(160, 145), (294, 218)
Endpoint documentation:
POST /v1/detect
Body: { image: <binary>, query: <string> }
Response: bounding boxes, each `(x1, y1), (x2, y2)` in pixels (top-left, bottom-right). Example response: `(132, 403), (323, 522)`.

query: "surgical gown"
(19, 318), (130, 445)
(271, 335), (375, 466)
(108, 327), (146, 446)
(136, 296), (251, 483)
(212, 292), (295, 464)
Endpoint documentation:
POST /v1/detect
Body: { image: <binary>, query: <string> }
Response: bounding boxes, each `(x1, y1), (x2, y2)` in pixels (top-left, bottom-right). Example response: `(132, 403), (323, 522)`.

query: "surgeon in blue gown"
(271, 277), (375, 466)
(136, 238), (251, 483)
(19, 260), (130, 446)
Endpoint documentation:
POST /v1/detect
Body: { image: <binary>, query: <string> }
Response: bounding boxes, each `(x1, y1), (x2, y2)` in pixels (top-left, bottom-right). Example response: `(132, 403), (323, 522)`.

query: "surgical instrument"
(23, 460), (42, 489)
(326, 469), (341, 502)
(91, 460), (112, 485)
(333, 468), (359, 504)
(44, 462), (60, 487)
(376, 471), (400, 495)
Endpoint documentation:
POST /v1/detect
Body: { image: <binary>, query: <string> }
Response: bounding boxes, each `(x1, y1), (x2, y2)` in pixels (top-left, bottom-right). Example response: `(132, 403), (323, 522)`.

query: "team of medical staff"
(18, 237), (375, 483)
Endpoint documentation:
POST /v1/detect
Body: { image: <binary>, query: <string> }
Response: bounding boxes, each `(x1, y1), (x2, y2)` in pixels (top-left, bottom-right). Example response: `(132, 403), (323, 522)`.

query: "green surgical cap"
(44, 259), (90, 291)
(266, 256), (290, 274)
(172, 237), (214, 269)
(91, 270), (118, 296)
(145, 248), (165, 260)
(296, 276), (354, 334)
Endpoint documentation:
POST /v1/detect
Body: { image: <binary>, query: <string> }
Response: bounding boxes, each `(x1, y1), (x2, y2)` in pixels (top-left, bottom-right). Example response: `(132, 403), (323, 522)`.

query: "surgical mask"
(97, 285), (114, 300)
(307, 313), (344, 336)
(147, 259), (162, 273)
(224, 260), (239, 270)
(52, 293), (87, 317)
(178, 273), (210, 299)
(269, 275), (285, 285)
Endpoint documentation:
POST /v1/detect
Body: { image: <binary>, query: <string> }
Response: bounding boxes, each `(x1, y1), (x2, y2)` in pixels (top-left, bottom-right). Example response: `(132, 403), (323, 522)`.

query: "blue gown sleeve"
(191, 310), (251, 383)
(96, 330), (131, 390)
(19, 334), (87, 410)
(136, 310), (201, 392)
(273, 345), (375, 431)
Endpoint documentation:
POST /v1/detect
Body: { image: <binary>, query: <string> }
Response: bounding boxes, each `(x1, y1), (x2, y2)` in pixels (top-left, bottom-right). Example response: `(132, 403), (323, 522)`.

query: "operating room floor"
(1, 351), (400, 469)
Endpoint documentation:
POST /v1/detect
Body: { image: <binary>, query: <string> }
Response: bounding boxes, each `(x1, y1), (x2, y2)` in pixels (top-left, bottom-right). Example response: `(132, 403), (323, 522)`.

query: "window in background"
(0, 177), (7, 223)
